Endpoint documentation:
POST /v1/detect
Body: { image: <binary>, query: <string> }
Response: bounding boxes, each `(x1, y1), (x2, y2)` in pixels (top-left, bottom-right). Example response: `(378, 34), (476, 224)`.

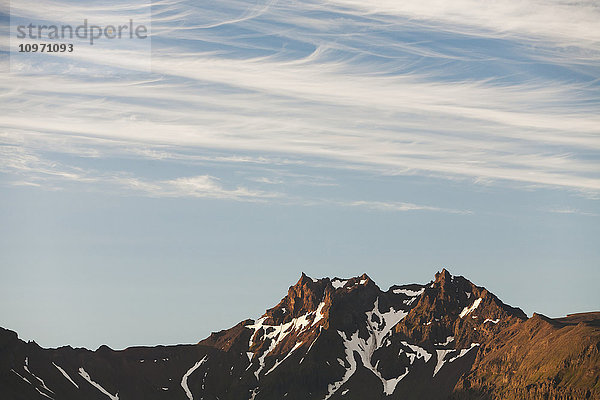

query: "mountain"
(1, 269), (598, 400)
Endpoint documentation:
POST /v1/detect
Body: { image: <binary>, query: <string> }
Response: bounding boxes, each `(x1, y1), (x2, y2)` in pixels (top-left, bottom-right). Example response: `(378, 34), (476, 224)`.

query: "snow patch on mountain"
(11, 368), (32, 385)
(324, 331), (359, 399)
(484, 318), (500, 324)
(35, 387), (53, 399)
(78, 367), (119, 400)
(459, 298), (482, 318)
(265, 341), (303, 375)
(434, 349), (454, 376)
(300, 330), (322, 364)
(332, 279), (348, 289)
(325, 299), (412, 397)
(434, 344), (480, 377)
(333, 328), (412, 397)
(366, 298), (408, 347)
(393, 288), (424, 297)
(23, 358), (54, 395)
(181, 356), (208, 400)
(247, 301), (330, 378)
(331, 278), (368, 289)
(53, 362), (79, 389)
(313, 302), (327, 325)
(435, 336), (455, 346)
(401, 341), (432, 363)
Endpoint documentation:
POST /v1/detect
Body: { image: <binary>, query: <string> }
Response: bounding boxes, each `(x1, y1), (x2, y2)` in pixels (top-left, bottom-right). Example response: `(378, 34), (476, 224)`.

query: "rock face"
(0, 269), (598, 400)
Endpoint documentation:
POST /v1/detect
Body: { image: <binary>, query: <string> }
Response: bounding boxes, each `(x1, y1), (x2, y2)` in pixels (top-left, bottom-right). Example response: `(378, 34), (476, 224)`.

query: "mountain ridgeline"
(1, 270), (599, 399)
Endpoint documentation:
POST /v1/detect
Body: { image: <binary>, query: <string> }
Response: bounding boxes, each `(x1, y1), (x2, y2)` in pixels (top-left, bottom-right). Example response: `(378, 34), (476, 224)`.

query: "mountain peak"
(262, 274), (328, 324)
(298, 271), (314, 284)
(262, 273), (377, 327)
(435, 268), (452, 282)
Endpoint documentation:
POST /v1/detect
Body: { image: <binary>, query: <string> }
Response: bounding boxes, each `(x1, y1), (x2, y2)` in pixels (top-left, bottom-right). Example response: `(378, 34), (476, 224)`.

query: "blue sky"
(0, 0), (599, 350)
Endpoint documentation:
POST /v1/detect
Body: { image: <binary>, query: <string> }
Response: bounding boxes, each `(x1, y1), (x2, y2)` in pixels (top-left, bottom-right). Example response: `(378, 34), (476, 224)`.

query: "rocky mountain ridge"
(1, 269), (598, 399)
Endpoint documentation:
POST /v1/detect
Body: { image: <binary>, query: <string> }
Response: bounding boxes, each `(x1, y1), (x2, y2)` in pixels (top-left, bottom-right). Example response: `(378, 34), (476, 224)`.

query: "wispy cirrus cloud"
(547, 207), (599, 217)
(1, 144), (474, 213)
(1, 64), (597, 193)
(1, 0), (599, 203)
(325, 0), (600, 48)
(0, 144), (280, 201)
(117, 175), (281, 201)
(342, 200), (471, 215)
